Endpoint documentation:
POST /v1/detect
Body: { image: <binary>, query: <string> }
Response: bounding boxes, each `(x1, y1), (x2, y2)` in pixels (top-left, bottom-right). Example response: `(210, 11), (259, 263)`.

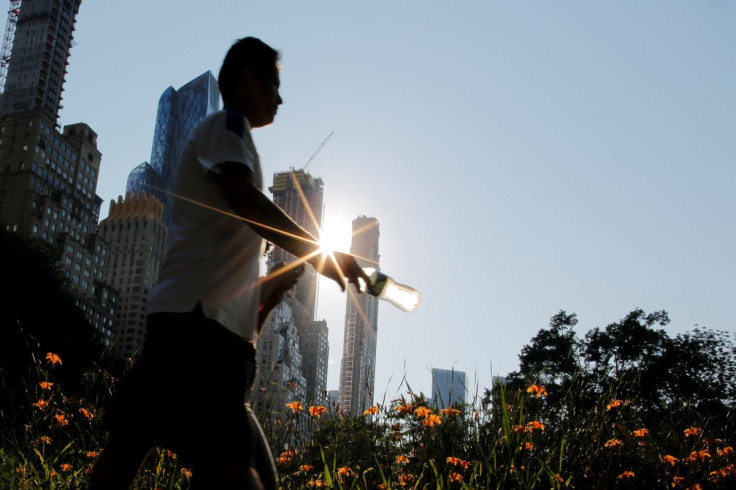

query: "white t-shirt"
(147, 110), (265, 341)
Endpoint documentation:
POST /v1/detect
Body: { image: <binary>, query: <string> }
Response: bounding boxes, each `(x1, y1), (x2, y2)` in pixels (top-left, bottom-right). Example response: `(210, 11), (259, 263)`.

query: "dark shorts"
(104, 305), (257, 466)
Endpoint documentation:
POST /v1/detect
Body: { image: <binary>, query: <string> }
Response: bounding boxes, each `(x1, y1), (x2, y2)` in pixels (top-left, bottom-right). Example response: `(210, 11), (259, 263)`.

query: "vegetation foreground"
(1, 232), (735, 488)
(0, 313), (734, 489)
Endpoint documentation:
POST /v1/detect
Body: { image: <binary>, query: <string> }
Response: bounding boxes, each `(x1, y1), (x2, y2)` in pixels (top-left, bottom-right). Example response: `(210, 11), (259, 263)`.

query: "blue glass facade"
(127, 71), (220, 225)
(126, 161), (162, 201)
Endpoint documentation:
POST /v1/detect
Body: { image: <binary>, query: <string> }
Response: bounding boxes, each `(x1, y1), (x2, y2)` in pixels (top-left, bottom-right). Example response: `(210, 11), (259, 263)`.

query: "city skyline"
(30, 0), (736, 398)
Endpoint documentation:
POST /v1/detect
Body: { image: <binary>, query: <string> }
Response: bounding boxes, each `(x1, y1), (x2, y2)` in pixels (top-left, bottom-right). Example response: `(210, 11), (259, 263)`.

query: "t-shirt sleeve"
(196, 111), (256, 176)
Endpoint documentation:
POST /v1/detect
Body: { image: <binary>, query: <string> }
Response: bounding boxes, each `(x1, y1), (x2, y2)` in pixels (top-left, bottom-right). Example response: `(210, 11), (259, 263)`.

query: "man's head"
(218, 37), (282, 128)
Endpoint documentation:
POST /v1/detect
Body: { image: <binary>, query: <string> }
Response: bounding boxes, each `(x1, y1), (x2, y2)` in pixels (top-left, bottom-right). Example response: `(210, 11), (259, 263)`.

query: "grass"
(1, 350), (734, 489)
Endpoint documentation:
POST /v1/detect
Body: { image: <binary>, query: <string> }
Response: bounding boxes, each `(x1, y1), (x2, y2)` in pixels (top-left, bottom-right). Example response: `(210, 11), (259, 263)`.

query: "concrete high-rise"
(98, 192), (167, 358)
(127, 71), (220, 226)
(0, 0), (117, 342)
(264, 169), (330, 408)
(253, 296), (307, 418)
(338, 216), (380, 415)
(268, 170), (324, 320)
(432, 368), (467, 408)
(0, 0), (82, 124)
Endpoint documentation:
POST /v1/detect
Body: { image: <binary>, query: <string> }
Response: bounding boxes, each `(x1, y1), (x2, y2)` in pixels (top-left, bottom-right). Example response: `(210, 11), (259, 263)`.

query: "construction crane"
(0, 0), (21, 94)
(296, 131), (334, 172)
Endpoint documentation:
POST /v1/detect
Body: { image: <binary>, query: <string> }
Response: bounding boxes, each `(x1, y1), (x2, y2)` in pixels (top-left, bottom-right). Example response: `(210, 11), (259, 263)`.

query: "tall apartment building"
(127, 71), (219, 226)
(431, 368), (467, 408)
(265, 169), (330, 408)
(254, 297), (307, 417)
(338, 216), (380, 415)
(269, 170), (324, 320)
(98, 192), (167, 358)
(0, 0), (117, 341)
(0, 0), (81, 124)
(291, 299), (329, 405)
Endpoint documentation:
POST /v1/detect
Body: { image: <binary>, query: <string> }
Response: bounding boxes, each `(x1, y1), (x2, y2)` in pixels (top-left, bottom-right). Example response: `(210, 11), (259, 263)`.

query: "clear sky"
(58, 1), (735, 400)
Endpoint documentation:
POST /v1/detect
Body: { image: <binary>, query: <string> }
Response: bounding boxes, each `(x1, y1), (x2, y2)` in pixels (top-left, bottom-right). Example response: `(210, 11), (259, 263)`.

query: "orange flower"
(446, 456), (470, 469)
(718, 446), (733, 457)
(396, 402), (412, 415)
(396, 455), (410, 464)
(618, 471), (635, 479)
(414, 406), (431, 418)
(79, 407), (95, 420)
(672, 476), (685, 486)
(53, 413), (69, 426)
(45, 352), (62, 365)
(276, 449), (295, 464)
(525, 421), (546, 432)
(337, 466), (351, 476)
(606, 399), (624, 411)
(605, 438), (623, 448)
(299, 464), (313, 473)
(181, 468), (193, 478)
(440, 408), (461, 417)
(684, 427), (702, 438)
(39, 381), (54, 390)
(307, 479), (327, 488)
(512, 424), (525, 433)
(285, 401), (303, 413)
(86, 451), (98, 459)
(363, 406), (379, 416)
(60, 463), (72, 472)
(15, 467), (25, 475)
(398, 473), (416, 486)
(526, 384), (547, 397)
(449, 472), (464, 482)
(662, 454), (679, 466)
(50, 471), (57, 478)
(423, 414), (442, 427)
(308, 405), (327, 418)
(38, 436), (51, 445)
(692, 450), (711, 461)
(32, 399), (49, 410)
(632, 428), (649, 438)
(522, 442), (535, 451)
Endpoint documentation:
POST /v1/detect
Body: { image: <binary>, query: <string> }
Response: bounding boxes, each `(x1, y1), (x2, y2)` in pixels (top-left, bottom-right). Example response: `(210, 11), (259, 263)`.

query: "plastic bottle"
(362, 268), (421, 312)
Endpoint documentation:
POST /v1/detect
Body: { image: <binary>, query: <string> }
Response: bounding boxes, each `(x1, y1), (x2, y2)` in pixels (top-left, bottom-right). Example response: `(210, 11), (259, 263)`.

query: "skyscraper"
(338, 216), (380, 415)
(0, 0), (117, 341)
(253, 296), (307, 418)
(98, 192), (167, 358)
(265, 169), (330, 407)
(268, 170), (324, 320)
(431, 368), (467, 408)
(127, 71), (220, 225)
(0, 0), (82, 124)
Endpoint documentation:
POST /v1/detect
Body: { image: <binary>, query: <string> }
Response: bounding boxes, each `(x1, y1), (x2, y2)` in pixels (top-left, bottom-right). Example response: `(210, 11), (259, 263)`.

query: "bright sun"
(317, 216), (351, 255)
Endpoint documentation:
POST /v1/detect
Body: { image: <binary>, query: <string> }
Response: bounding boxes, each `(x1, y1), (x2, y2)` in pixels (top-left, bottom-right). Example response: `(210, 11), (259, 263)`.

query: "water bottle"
(362, 268), (421, 312)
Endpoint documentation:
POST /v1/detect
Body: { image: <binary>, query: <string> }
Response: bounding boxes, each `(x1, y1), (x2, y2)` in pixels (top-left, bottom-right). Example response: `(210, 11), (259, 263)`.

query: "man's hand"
(309, 251), (369, 292)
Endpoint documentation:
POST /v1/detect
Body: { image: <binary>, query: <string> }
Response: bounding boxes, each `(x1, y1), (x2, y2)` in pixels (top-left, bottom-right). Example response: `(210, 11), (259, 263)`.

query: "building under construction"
(0, 0), (82, 124)
(0, 0), (118, 341)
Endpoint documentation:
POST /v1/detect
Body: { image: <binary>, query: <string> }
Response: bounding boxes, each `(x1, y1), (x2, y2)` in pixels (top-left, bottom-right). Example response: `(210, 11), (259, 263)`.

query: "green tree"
(0, 229), (108, 435)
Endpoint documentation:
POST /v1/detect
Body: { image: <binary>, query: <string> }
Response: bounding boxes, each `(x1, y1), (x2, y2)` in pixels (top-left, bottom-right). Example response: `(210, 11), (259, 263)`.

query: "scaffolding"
(0, 0), (21, 94)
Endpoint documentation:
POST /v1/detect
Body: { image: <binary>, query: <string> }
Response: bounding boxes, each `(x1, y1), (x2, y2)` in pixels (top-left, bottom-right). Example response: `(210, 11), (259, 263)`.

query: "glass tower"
(127, 71), (220, 226)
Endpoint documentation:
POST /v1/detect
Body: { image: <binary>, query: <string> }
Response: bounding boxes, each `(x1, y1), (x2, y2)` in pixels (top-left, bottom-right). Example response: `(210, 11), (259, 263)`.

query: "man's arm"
(212, 162), (368, 291)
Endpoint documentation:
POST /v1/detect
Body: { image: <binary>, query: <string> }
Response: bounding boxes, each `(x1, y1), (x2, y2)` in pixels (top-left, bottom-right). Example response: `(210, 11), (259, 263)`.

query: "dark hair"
(218, 37), (280, 105)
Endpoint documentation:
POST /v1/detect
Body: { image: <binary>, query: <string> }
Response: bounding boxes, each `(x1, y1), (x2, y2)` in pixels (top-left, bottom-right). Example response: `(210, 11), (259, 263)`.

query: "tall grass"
(1, 349), (734, 489)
